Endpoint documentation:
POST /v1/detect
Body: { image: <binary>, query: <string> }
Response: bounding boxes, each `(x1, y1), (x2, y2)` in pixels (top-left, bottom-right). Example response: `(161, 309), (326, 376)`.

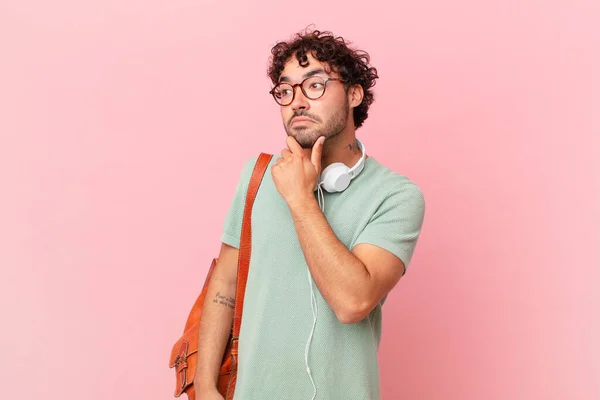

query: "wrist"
(287, 193), (320, 214)
(193, 375), (217, 391)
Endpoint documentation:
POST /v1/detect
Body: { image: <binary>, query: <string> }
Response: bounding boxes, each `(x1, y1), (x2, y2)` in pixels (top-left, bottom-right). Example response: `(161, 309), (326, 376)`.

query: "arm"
(193, 243), (239, 393)
(272, 136), (423, 324)
(289, 198), (404, 324)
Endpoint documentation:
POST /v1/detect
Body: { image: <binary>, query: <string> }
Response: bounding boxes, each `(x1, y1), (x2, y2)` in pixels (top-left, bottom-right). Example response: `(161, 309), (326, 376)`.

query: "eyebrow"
(279, 68), (327, 83)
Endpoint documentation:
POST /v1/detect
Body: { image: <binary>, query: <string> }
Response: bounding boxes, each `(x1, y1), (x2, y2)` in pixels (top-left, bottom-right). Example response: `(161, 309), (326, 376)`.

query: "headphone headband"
(317, 138), (367, 193)
(347, 139), (367, 178)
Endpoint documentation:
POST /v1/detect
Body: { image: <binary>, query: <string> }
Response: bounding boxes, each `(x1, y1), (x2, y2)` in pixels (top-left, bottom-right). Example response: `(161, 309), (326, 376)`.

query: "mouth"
(290, 117), (315, 126)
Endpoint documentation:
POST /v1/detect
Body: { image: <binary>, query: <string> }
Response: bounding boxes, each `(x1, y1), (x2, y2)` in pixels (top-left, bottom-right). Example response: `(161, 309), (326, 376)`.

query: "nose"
(289, 85), (310, 111)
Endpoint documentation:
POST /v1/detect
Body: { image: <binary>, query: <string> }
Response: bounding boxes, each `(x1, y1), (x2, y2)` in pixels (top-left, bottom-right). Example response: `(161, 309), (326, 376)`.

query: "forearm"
(288, 196), (372, 323)
(194, 274), (236, 390)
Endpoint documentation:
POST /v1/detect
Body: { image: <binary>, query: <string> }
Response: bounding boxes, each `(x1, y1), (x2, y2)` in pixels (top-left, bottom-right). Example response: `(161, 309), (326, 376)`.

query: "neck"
(303, 128), (365, 172)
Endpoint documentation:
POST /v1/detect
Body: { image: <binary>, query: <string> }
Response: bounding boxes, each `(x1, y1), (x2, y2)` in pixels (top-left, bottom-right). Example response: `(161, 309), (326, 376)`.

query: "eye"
(273, 88), (291, 99)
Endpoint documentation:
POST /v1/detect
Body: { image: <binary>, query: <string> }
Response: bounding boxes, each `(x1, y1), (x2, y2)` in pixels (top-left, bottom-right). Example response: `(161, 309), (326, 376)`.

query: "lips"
(291, 117), (314, 126)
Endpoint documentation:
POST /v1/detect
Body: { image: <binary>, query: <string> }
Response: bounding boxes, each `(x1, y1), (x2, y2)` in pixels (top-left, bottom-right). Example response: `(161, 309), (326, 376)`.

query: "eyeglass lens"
(272, 76), (327, 105)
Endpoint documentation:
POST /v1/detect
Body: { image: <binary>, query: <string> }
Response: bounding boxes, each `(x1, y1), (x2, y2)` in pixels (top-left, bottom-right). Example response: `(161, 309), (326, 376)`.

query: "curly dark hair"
(267, 29), (379, 129)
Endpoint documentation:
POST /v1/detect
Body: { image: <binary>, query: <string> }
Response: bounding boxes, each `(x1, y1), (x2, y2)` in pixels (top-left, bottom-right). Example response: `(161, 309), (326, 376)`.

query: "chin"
(296, 134), (320, 149)
(288, 129), (319, 149)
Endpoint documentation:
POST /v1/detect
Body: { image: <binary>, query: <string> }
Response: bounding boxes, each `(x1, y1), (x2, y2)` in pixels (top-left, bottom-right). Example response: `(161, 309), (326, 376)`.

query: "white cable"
(304, 184), (325, 400)
(305, 269), (318, 400)
(316, 181), (325, 213)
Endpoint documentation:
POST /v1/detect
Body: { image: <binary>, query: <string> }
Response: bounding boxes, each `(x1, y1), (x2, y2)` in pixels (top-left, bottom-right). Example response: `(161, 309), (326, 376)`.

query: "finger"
(311, 136), (325, 173)
(281, 148), (292, 159)
(286, 135), (303, 154)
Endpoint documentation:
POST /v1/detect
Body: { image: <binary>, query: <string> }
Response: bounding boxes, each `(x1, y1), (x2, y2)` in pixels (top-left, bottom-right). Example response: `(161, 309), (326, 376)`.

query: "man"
(194, 29), (425, 400)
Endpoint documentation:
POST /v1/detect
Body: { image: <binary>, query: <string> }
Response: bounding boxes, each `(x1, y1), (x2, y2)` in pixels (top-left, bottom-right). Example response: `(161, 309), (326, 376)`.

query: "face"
(276, 53), (351, 149)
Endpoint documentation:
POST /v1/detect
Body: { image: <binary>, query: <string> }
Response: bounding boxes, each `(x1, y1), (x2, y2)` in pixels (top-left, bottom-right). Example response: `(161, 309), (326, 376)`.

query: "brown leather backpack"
(169, 153), (272, 399)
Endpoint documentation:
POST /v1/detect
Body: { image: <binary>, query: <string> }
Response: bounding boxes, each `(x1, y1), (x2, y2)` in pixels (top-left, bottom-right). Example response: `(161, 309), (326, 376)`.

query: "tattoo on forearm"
(346, 140), (360, 154)
(212, 292), (235, 310)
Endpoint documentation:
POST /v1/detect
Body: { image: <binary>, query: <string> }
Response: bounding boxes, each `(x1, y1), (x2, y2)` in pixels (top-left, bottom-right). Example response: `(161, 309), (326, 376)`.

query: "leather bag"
(169, 153), (273, 399)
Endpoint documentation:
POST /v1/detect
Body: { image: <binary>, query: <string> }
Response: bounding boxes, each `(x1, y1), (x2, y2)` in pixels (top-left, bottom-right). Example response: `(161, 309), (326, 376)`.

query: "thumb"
(311, 136), (325, 173)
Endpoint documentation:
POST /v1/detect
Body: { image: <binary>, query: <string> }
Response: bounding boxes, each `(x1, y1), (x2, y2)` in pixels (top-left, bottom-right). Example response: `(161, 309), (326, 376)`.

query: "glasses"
(269, 76), (344, 106)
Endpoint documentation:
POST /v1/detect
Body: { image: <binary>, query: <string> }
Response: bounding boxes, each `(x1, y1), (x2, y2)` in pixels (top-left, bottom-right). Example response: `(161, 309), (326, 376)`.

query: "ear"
(348, 84), (364, 109)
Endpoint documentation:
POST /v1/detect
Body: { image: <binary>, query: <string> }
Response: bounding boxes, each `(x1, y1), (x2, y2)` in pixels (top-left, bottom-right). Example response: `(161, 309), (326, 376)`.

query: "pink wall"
(1, 0), (598, 398)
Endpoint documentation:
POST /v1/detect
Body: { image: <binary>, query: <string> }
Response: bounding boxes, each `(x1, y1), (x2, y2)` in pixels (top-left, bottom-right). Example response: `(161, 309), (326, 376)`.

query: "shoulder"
(236, 155), (260, 181)
(232, 154), (280, 191)
(240, 154), (280, 174)
(363, 157), (425, 207)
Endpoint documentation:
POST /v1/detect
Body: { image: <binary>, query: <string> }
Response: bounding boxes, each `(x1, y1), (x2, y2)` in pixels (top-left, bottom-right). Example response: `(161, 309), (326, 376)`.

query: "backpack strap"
(232, 153), (273, 339)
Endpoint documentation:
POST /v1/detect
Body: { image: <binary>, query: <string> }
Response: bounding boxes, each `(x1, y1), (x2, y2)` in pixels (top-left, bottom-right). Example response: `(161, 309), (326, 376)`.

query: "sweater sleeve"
(353, 181), (425, 273)
(220, 157), (258, 249)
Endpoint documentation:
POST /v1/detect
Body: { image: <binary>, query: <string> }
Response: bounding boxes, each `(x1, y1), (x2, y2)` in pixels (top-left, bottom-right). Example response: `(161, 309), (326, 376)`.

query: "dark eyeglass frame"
(269, 76), (345, 106)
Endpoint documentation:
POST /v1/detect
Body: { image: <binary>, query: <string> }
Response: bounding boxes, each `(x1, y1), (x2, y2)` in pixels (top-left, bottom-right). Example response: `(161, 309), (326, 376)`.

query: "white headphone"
(317, 138), (367, 193)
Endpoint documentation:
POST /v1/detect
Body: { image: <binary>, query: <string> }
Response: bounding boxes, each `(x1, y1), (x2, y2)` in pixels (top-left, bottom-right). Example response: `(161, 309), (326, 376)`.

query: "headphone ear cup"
(320, 162), (351, 193)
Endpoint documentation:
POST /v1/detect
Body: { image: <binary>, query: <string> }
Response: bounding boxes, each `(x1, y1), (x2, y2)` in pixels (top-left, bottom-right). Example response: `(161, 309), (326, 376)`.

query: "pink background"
(1, 0), (598, 399)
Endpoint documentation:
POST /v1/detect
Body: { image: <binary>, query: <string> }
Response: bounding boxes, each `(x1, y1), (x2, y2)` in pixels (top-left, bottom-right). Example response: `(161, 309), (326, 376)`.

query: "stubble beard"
(285, 100), (350, 149)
